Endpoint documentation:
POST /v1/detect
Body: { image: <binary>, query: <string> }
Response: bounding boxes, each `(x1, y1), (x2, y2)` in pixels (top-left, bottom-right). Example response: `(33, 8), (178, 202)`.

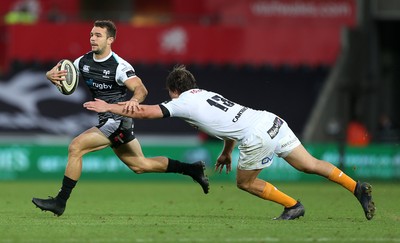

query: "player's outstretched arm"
(83, 98), (164, 119)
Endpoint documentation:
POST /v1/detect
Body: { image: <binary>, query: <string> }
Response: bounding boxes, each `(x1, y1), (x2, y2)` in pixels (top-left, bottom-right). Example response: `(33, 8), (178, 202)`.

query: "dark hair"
(166, 65), (198, 93)
(94, 20), (117, 39)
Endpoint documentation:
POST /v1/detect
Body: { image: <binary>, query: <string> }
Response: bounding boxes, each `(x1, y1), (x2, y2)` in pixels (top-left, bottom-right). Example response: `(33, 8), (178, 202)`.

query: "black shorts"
(96, 117), (136, 148)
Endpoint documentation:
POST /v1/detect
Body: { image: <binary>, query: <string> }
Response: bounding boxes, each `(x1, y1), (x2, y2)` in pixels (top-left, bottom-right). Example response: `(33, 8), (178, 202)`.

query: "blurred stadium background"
(0, 0), (399, 182)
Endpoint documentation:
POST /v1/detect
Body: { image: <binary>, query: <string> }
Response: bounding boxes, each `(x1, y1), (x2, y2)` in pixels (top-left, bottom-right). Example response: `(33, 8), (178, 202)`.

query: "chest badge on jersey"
(102, 70), (111, 78)
(83, 65), (90, 73)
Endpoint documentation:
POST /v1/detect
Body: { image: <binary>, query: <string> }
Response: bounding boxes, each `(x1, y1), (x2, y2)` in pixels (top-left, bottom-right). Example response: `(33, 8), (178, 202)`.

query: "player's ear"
(107, 36), (115, 45)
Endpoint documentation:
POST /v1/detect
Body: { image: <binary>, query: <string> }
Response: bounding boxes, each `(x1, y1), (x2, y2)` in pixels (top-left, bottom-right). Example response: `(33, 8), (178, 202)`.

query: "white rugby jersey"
(161, 89), (274, 142)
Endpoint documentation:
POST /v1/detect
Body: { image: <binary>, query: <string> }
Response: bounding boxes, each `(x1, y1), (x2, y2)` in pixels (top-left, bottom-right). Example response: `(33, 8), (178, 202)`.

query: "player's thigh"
(113, 138), (144, 161)
(70, 127), (110, 153)
(283, 144), (318, 171)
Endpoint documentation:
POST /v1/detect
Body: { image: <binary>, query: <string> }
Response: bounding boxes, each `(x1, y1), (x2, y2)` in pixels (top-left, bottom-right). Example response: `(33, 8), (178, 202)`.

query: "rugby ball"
(56, 59), (78, 95)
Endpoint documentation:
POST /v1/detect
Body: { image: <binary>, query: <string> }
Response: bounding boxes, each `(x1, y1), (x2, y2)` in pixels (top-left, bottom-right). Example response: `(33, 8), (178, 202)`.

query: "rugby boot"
(32, 196), (66, 216)
(354, 181), (375, 220)
(186, 161), (209, 194)
(273, 201), (305, 220)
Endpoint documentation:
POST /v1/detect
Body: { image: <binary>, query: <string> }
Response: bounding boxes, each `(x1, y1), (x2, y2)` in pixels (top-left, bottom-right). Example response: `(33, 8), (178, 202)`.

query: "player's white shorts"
(237, 112), (301, 170)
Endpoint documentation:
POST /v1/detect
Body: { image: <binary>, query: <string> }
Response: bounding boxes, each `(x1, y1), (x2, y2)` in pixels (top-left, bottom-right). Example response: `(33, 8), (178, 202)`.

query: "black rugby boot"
(354, 181), (375, 220)
(32, 196), (66, 216)
(186, 161), (209, 194)
(273, 201), (305, 220)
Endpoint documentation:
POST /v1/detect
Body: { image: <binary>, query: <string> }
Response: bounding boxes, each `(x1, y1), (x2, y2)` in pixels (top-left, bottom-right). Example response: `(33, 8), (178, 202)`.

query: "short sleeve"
(115, 61), (136, 86)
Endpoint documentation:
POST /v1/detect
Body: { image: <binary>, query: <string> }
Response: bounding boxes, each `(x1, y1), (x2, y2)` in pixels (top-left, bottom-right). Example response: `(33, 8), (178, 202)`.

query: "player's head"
(90, 20), (116, 55)
(94, 20), (117, 39)
(166, 65), (198, 95)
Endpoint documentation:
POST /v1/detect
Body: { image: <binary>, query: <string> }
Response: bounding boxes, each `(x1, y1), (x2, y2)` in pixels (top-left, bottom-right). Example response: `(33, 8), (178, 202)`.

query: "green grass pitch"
(1, 179), (399, 243)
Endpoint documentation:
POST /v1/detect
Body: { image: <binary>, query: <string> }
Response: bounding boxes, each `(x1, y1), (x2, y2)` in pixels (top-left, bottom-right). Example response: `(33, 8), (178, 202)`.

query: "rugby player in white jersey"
(84, 65), (376, 220)
(32, 21), (209, 217)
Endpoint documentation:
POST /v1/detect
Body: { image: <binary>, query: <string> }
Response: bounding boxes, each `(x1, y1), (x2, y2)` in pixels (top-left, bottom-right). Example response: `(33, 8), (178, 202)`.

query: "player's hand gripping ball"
(56, 59), (78, 95)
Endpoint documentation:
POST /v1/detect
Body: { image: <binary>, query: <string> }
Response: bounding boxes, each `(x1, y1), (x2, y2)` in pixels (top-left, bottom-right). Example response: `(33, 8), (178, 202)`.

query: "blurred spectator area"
(0, 0), (357, 73)
(0, 0), (80, 23)
(0, 0), (358, 25)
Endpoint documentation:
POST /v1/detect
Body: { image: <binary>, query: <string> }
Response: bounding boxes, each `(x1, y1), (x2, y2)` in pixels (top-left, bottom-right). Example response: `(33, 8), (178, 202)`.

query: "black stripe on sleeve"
(159, 104), (170, 118)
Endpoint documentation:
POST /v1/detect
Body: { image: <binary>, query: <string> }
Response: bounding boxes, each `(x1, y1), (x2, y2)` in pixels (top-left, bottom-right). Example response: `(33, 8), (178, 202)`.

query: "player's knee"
(122, 158), (147, 174)
(299, 158), (323, 174)
(297, 165), (311, 173)
(296, 164), (315, 174)
(126, 164), (144, 174)
(68, 140), (84, 157)
(132, 168), (145, 174)
(127, 162), (148, 174)
(236, 181), (251, 191)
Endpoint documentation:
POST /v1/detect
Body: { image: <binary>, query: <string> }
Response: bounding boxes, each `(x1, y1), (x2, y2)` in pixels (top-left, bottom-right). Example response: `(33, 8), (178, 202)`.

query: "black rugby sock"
(166, 158), (192, 175)
(56, 176), (77, 204)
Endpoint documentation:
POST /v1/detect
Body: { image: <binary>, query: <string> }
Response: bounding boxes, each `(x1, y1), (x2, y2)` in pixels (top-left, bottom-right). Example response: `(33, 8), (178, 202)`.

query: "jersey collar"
(93, 51), (113, 62)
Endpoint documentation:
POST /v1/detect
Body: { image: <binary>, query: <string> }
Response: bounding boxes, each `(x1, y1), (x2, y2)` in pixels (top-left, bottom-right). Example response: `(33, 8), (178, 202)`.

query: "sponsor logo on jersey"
(92, 82), (113, 90)
(86, 79), (113, 90)
(261, 155), (273, 165)
(267, 117), (283, 139)
(126, 70), (135, 78)
(232, 107), (248, 122)
(281, 136), (298, 148)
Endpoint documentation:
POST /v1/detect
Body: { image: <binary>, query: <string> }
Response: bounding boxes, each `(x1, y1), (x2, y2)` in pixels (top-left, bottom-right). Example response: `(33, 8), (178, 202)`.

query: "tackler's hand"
(215, 153), (232, 174)
(83, 98), (110, 113)
(122, 98), (140, 114)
